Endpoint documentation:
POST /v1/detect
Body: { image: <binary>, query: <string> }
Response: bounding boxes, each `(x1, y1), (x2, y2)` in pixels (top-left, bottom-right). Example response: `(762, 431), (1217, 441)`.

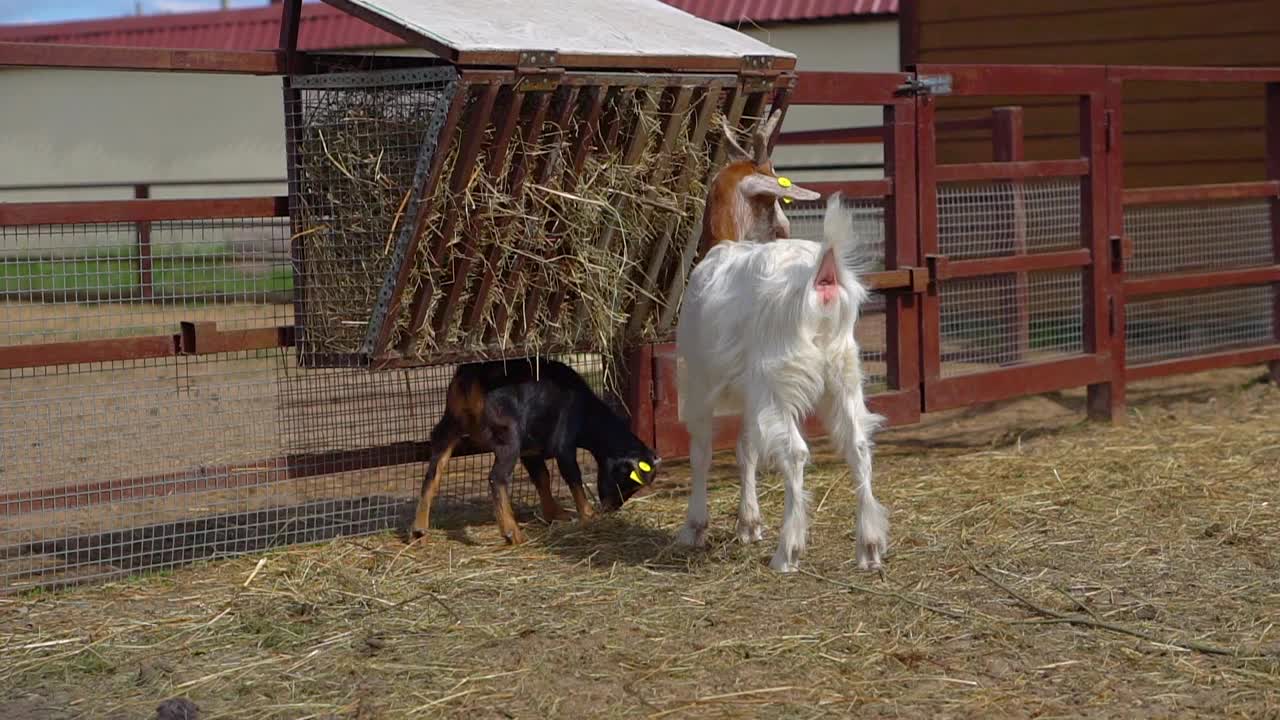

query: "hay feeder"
(287, 0), (798, 370)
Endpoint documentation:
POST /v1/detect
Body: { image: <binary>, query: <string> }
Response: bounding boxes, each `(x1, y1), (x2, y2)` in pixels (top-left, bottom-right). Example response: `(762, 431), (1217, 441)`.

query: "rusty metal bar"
(517, 85), (583, 341)
(1122, 181), (1280, 206)
(541, 86), (613, 326)
(474, 91), (552, 344)
(133, 184), (154, 300)
(934, 159), (1089, 183)
(0, 323), (295, 370)
(0, 196), (289, 225)
(0, 41), (283, 74)
(624, 86), (699, 339)
(398, 82), (502, 353)
(428, 86), (523, 343)
(1124, 265), (1280, 298)
(367, 86), (469, 360)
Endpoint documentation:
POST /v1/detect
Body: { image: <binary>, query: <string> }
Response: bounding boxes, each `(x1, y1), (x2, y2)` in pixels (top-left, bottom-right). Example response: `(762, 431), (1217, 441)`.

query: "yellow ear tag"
(777, 176), (792, 188)
(782, 197), (793, 204)
(638, 461), (652, 473)
(629, 470), (644, 485)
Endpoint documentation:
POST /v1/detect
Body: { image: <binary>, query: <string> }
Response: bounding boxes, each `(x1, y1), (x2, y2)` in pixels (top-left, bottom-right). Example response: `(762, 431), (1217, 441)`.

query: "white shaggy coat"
(674, 194), (888, 573)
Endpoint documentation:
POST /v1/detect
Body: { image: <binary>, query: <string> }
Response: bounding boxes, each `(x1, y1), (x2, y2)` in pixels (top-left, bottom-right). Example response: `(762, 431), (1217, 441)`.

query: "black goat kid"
(409, 358), (660, 544)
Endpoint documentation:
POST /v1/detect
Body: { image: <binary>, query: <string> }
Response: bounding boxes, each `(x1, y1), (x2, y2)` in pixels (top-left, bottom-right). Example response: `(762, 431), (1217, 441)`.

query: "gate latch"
(896, 74), (953, 97)
(1109, 234), (1133, 273)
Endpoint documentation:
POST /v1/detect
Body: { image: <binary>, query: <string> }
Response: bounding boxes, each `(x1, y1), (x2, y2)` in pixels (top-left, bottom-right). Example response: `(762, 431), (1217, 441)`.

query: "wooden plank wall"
(908, 0), (1280, 187)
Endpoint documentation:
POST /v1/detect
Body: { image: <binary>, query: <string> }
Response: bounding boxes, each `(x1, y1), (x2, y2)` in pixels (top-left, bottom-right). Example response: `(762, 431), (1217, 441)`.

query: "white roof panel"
(327, 0), (794, 62)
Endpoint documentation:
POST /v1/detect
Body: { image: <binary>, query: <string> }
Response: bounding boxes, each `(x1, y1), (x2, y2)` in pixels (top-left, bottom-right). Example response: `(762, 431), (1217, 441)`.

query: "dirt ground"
(0, 366), (1276, 719)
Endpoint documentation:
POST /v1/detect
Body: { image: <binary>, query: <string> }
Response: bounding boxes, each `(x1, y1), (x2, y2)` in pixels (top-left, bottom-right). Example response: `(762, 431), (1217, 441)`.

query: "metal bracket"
(515, 50), (564, 92)
(738, 54), (779, 92)
(1109, 234), (1133, 273)
(895, 74), (953, 97)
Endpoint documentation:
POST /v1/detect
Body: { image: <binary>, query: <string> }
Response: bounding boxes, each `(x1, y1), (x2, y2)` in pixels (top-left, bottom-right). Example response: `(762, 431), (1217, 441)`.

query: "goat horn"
(721, 116), (751, 161)
(753, 108), (783, 164)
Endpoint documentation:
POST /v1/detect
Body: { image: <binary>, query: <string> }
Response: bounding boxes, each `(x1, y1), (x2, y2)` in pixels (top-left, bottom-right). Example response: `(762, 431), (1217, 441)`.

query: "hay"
(293, 80), (713, 379)
(3, 369), (1277, 718)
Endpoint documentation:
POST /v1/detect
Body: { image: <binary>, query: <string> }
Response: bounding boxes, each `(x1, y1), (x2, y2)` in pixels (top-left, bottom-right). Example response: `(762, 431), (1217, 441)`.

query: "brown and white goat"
(698, 109), (821, 254)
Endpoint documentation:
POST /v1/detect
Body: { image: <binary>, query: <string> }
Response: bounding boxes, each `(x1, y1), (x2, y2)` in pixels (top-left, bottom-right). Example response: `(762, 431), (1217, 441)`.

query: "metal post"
(134, 183), (153, 300)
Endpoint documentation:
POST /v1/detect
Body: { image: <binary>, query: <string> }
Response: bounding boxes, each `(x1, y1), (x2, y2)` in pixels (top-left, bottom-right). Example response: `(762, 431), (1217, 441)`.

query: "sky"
(0, 0), (273, 26)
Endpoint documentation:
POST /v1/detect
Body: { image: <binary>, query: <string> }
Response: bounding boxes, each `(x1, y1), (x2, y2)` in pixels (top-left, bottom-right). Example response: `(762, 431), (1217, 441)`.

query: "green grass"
(1, 256), (293, 296)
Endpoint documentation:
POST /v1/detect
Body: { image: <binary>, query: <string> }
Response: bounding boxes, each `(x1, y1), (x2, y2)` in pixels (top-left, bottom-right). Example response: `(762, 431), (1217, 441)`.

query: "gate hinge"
(896, 74), (952, 97)
(515, 50), (564, 92)
(738, 55), (780, 92)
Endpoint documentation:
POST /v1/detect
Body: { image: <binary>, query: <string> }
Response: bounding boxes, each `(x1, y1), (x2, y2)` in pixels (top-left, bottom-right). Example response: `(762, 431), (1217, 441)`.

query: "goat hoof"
(769, 553), (800, 574)
(857, 548), (883, 572)
(408, 525), (428, 541)
(545, 508), (574, 524)
(736, 521), (764, 545)
(504, 529), (528, 545)
(675, 522), (707, 548)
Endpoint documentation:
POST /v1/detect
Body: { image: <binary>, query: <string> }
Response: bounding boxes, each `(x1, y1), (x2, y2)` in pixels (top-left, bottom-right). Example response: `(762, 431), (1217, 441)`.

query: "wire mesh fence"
(1126, 284), (1275, 365)
(939, 269), (1085, 378)
(1124, 199), (1274, 276)
(938, 178), (1082, 260)
(0, 214), (611, 592)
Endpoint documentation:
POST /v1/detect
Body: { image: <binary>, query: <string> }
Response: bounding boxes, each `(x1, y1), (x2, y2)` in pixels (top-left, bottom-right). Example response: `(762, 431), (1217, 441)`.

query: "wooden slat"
(935, 248), (1092, 279)
(0, 41), (283, 74)
(790, 71), (911, 106)
(802, 179), (894, 199)
(1122, 180), (1280, 206)
(1124, 265), (1280, 297)
(917, 64), (1108, 96)
(934, 158), (1089, 182)
(1126, 344), (1280, 382)
(925, 354), (1110, 412)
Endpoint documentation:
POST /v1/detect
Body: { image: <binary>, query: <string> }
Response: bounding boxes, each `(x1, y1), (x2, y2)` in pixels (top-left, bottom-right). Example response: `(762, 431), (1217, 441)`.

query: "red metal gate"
(912, 65), (1120, 416)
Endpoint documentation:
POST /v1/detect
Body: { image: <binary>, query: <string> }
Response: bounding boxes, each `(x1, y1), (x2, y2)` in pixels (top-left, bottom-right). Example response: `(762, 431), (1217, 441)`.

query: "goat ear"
(720, 116), (752, 161)
(737, 173), (822, 203)
(752, 108), (784, 164)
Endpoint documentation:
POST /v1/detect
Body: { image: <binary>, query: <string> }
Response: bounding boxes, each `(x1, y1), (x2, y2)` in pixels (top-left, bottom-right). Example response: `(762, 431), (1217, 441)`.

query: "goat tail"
(811, 192), (868, 310)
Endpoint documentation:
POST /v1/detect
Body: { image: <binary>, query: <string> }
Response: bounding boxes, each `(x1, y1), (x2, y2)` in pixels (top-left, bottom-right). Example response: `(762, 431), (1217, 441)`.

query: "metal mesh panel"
(939, 269), (1084, 378)
(784, 199), (888, 390)
(1124, 200), (1274, 276)
(287, 66), (458, 363)
(0, 215), (611, 592)
(1126, 284), (1276, 365)
(938, 178), (1081, 260)
(783, 197), (887, 272)
(1, 219), (291, 344)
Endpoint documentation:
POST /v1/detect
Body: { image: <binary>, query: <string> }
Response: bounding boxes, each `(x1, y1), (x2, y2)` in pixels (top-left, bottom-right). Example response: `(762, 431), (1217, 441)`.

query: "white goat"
(674, 192), (888, 573)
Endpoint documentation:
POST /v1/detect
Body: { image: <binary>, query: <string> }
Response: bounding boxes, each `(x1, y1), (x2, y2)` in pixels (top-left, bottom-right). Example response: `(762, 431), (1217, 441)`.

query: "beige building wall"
(0, 16), (897, 206)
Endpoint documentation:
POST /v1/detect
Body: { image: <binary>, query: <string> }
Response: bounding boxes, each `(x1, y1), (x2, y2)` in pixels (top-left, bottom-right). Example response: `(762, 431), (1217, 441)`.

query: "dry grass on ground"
(1, 368), (1278, 719)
